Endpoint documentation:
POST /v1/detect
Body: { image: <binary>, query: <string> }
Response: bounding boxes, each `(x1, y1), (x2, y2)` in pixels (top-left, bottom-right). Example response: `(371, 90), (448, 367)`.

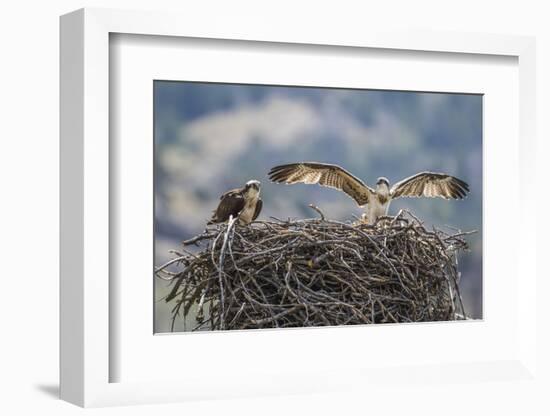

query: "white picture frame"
(60, 8), (537, 407)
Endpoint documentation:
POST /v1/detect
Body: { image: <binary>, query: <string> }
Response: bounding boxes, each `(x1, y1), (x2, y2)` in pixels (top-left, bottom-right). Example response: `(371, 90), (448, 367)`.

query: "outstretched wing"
(268, 162), (373, 206)
(208, 189), (246, 224)
(252, 198), (263, 221)
(390, 172), (469, 200)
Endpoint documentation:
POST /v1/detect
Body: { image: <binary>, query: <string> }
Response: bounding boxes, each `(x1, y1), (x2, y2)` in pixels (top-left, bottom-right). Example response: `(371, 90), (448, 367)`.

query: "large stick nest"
(156, 209), (472, 331)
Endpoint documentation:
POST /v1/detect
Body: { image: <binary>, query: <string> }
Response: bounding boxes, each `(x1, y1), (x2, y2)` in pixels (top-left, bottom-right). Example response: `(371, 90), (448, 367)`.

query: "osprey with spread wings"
(268, 162), (469, 223)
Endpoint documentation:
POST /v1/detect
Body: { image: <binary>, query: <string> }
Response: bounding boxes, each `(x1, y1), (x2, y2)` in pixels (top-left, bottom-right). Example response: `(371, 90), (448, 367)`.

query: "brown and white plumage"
(390, 171), (469, 199)
(208, 180), (262, 225)
(268, 162), (373, 206)
(268, 162), (469, 223)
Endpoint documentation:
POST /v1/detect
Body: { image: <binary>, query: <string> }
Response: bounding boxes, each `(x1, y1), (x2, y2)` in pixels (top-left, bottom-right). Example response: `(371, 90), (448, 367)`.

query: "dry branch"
(157, 210), (472, 331)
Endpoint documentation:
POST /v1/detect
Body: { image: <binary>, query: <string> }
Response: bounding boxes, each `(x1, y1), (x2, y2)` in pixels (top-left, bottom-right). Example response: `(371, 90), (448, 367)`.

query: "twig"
(308, 204), (325, 220)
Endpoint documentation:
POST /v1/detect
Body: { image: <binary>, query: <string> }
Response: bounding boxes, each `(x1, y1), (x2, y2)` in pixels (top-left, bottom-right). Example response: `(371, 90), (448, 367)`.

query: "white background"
(1, 0), (548, 415)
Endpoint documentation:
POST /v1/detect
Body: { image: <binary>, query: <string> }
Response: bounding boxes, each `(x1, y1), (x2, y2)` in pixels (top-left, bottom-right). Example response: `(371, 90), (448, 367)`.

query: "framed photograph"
(60, 8), (537, 407)
(153, 80), (481, 334)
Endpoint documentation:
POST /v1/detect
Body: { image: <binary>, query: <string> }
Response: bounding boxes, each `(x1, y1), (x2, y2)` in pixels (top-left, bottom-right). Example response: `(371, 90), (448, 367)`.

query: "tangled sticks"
(156, 209), (473, 331)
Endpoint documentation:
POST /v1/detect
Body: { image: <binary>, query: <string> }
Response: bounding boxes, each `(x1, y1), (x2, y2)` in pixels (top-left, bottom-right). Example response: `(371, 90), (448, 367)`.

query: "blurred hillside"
(154, 81), (483, 331)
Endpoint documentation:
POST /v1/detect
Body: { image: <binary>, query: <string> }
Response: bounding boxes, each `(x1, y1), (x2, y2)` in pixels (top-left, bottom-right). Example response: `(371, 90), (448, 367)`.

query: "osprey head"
(244, 179), (261, 196)
(376, 177), (390, 188)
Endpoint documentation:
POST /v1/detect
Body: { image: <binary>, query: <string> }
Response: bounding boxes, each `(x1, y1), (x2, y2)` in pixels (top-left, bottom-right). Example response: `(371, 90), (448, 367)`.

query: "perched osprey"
(208, 180), (263, 225)
(268, 162), (469, 223)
